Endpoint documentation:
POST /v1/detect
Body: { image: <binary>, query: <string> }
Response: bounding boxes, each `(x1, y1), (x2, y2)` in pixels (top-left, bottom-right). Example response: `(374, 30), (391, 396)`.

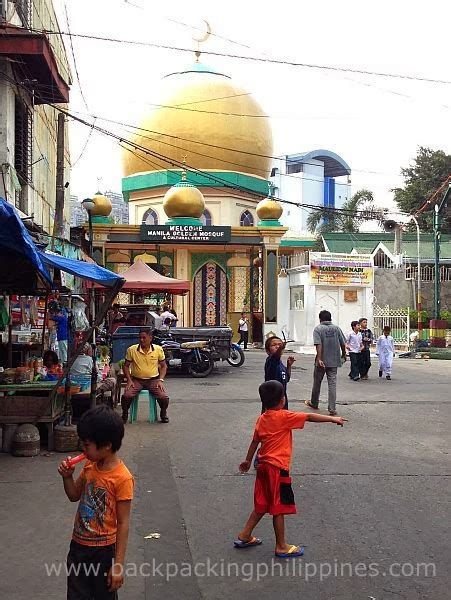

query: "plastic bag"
(72, 300), (89, 332)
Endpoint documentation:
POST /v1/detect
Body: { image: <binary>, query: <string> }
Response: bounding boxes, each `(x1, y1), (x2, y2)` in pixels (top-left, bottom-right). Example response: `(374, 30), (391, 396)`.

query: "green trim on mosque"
(258, 219), (281, 227)
(165, 217), (203, 226)
(280, 239), (317, 247)
(92, 216), (113, 224)
(122, 170), (269, 201)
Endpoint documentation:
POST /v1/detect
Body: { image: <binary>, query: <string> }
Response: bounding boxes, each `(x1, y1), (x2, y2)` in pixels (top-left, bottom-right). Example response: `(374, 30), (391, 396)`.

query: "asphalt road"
(0, 351), (450, 599)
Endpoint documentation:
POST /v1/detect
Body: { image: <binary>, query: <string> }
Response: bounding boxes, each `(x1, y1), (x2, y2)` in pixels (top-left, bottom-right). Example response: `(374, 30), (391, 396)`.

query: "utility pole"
(51, 113), (65, 248)
(433, 183), (451, 319)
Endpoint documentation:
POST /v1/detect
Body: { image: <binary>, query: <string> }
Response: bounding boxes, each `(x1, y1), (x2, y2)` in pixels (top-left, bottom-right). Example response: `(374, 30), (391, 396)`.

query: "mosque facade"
(85, 58), (355, 344)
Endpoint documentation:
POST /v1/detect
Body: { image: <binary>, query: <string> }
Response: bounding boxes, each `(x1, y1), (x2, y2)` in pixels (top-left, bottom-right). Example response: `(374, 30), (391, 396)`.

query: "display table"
(0, 381), (64, 450)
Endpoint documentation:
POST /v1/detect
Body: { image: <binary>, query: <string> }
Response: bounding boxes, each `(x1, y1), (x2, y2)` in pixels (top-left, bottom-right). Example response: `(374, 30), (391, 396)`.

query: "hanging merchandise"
(72, 299), (89, 331)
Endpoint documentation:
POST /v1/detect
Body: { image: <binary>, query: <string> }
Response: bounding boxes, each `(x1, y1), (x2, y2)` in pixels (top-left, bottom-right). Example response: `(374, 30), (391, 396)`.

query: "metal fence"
(373, 305), (410, 345)
(405, 264), (451, 282)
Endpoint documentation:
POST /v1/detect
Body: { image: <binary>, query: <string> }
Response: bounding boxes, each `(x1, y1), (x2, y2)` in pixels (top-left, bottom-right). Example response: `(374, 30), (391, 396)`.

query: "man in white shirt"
(346, 321), (364, 381)
(160, 305), (177, 329)
(238, 312), (249, 350)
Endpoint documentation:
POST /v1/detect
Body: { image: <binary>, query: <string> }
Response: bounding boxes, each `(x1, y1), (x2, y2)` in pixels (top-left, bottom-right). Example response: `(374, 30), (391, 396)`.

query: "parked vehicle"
(153, 330), (213, 378)
(226, 343), (245, 367)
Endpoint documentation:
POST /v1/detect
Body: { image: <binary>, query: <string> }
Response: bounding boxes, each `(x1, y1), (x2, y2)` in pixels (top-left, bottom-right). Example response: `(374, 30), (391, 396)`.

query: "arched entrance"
(193, 262), (227, 326)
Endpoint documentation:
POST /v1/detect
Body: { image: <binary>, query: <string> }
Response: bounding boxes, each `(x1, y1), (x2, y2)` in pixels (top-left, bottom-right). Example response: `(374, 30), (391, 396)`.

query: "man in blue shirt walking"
(50, 308), (69, 365)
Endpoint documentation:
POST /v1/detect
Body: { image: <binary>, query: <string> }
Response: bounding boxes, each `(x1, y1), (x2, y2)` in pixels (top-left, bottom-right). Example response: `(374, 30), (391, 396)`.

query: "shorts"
(254, 462), (296, 515)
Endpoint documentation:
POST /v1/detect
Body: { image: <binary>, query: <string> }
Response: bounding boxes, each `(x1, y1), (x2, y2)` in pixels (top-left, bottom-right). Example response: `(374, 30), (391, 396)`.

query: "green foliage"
(409, 309), (451, 325)
(409, 309), (428, 323)
(306, 189), (381, 235)
(393, 147), (451, 232)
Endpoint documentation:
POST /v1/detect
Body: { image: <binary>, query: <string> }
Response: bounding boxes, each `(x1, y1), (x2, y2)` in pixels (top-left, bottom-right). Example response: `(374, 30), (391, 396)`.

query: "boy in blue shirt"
(264, 336), (295, 409)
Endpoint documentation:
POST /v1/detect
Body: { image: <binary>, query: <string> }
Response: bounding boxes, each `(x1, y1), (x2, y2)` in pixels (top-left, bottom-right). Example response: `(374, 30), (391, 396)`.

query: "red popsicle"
(66, 453), (86, 468)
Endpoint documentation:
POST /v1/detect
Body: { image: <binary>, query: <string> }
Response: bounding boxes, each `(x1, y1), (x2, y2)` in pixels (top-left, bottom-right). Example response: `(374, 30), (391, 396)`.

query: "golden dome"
(256, 198), (283, 221)
(91, 192), (112, 217)
(122, 64), (273, 179)
(163, 179), (205, 219)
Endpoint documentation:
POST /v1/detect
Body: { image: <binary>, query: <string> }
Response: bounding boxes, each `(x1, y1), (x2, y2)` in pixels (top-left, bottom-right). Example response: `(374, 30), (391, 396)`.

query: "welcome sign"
(140, 225), (231, 243)
(310, 252), (373, 286)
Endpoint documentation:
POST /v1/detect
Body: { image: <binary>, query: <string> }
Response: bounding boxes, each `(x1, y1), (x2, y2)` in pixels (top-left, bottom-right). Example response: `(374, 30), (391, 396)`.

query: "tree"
(393, 147), (451, 232)
(306, 189), (378, 235)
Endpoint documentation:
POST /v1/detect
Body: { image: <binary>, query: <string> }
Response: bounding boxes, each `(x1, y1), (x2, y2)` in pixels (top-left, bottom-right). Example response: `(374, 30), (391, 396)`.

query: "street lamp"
(409, 215), (422, 340)
(383, 217), (422, 341)
(433, 183), (451, 320)
(81, 197), (95, 258)
(81, 197), (97, 408)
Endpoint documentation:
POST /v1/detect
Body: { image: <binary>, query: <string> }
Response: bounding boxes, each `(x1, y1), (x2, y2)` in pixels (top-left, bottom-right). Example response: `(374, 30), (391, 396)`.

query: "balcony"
(0, 24), (69, 104)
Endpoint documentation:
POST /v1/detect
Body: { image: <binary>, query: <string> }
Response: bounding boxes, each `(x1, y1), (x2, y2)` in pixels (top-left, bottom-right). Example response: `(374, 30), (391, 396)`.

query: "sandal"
(328, 410), (337, 416)
(233, 536), (263, 549)
(275, 544), (305, 558)
(304, 401), (318, 410)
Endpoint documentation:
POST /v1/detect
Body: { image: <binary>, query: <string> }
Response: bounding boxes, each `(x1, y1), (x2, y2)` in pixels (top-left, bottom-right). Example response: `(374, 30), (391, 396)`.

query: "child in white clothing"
(376, 325), (395, 380)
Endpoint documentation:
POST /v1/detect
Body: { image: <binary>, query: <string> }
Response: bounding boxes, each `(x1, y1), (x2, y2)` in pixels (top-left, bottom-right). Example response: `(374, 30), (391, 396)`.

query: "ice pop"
(66, 453), (86, 468)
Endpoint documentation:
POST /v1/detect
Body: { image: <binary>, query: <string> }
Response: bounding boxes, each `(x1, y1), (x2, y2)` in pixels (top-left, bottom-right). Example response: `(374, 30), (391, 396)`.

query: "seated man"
(70, 343), (116, 397)
(121, 328), (169, 423)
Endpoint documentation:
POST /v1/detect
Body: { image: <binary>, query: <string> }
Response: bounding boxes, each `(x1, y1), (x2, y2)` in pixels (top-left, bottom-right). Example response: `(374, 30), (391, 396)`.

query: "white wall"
(286, 267), (374, 346)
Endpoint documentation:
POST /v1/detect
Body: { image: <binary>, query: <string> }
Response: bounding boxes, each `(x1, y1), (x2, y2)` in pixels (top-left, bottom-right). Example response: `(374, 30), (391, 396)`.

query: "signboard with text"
(310, 252), (373, 287)
(140, 225), (231, 243)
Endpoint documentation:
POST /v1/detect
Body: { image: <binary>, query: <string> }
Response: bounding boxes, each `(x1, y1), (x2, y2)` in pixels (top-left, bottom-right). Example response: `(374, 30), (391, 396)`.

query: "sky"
(55, 0), (451, 220)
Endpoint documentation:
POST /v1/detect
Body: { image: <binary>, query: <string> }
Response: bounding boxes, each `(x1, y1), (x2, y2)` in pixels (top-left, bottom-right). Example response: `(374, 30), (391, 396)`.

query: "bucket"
(54, 424), (79, 453)
(12, 424), (40, 457)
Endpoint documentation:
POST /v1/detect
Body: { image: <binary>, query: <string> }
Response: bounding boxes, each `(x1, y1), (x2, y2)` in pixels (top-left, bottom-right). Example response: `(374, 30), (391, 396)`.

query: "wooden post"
(51, 113), (65, 249)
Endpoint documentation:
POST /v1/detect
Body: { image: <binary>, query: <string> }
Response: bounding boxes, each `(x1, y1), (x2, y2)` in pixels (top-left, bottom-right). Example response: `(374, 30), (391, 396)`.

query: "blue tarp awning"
(0, 197), (123, 289)
(0, 197), (52, 286)
(38, 252), (123, 288)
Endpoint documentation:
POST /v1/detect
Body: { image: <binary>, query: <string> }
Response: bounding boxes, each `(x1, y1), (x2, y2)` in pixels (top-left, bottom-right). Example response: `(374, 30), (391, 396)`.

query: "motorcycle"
(226, 342), (245, 367)
(153, 331), (214, 378)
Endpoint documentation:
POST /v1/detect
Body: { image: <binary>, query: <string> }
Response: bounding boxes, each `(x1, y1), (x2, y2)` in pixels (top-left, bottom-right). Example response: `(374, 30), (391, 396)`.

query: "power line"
(63, 2), (89, 112)
(33, 28), (451, 85)
(70, 109), (396, 177)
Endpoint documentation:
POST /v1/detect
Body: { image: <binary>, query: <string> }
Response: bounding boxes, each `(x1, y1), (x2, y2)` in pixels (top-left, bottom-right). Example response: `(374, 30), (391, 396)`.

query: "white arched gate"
(373, 305), (410, 345)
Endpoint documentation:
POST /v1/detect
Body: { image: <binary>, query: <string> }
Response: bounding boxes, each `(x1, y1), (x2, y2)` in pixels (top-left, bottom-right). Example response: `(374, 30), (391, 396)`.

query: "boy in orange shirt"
(58, 406), (134, 599)
(234, 380), (346, 557)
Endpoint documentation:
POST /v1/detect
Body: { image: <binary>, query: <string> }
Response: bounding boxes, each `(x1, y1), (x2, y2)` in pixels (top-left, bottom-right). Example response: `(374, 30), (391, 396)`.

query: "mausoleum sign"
(310, 252), (373, 286)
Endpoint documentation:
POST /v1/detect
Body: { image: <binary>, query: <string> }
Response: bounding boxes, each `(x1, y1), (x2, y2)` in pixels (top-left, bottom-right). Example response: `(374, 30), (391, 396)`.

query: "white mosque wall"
(281, 268), (374, 347)
(127, 189), (259, 227)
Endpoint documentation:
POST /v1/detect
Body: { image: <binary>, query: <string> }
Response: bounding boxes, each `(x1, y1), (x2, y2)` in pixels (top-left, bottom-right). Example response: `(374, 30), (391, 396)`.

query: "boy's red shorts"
(254, 462), (297, 515)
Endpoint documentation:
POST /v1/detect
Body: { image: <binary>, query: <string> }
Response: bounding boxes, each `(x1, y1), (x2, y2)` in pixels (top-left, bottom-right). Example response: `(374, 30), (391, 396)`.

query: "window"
(142, 208), (158, 225)
(240, 210), (254, 227)
(14, 95), (33, 214)
(290, 286), (304, 310)
(200, 209), (212, 226)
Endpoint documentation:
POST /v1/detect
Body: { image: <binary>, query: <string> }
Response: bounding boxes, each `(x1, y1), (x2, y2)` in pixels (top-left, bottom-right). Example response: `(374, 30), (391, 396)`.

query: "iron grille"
(14, 95), (33, 213)
(11, 0), (32, 28)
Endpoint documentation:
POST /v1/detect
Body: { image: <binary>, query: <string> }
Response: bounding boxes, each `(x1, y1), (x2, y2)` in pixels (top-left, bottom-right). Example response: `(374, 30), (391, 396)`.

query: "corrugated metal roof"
(322, 233), (451, 260)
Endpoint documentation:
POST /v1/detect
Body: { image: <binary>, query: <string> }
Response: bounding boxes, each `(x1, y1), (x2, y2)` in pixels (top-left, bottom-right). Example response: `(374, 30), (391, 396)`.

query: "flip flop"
(233, 536), (263, 549)
(304, 401), (318, 410)
(275, 545), (305, 558)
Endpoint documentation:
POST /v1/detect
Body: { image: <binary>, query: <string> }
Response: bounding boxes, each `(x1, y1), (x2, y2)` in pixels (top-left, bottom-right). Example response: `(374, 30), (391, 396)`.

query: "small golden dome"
(91, 192), (112, 217)
(163, 180), (205, 219)
(256, 198), (283, 221)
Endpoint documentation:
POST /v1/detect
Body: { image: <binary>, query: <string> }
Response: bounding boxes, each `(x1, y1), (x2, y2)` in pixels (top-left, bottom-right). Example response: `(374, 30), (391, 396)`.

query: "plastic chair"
(129, 390), (158, 423)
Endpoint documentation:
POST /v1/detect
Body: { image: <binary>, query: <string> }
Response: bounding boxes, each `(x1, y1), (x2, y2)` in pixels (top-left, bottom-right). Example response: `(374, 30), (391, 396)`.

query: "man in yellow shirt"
(121, 328), (169, 423)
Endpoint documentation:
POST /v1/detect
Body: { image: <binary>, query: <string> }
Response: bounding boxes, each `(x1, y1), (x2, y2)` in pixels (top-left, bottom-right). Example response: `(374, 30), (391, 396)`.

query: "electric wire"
(31, 28), (451, 86)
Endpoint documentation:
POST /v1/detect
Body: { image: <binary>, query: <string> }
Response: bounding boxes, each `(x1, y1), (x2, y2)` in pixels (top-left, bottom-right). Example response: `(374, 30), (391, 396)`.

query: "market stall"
(0, 198), (124, 450)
